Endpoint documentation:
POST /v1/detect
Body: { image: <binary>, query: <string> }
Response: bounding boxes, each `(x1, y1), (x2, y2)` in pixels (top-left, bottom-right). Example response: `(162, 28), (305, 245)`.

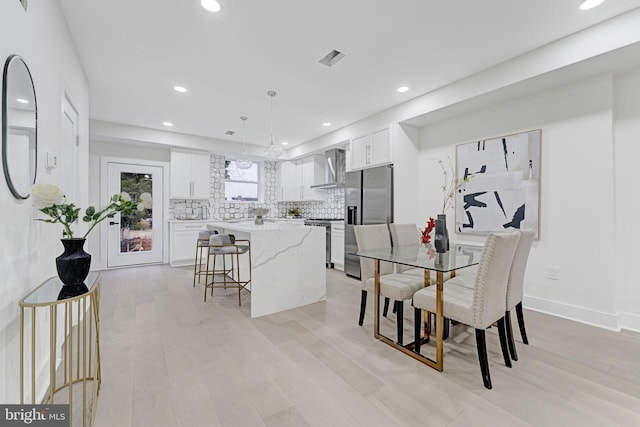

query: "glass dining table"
(354, 243), (483, 371)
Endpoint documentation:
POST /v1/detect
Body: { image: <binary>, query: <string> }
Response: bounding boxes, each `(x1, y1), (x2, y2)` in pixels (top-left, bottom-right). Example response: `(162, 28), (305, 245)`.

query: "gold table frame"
(19, 273), (102, 427)
(356, 244), (482, 371)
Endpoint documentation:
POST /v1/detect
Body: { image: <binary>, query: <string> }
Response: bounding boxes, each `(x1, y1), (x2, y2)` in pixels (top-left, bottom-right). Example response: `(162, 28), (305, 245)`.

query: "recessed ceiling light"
(201, 0), (221, 12)
(163, 122), (174, 127)
(16, 98), (28, 104)
(580, 0), (605, 10)
(281, 141), (289, 146)
(397, 86), (409, 93)
(173, 86), (187, 93)
(322, 122), (332, 127)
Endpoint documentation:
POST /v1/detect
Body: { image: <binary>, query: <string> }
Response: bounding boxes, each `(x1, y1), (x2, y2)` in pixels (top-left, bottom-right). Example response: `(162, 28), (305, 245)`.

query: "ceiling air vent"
(225, 130), (236, 136)
(319, 49), (345, 67)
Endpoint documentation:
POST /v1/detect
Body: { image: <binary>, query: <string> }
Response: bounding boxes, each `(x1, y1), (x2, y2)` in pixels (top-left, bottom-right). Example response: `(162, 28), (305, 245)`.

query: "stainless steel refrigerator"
(344, 164), (394, 279)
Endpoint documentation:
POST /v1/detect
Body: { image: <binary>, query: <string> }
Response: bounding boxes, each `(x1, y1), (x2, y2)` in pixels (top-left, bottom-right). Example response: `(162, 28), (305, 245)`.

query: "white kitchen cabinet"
(170, 150), (210, 199)
(350, 134), (369, 170)
(331, 222), (345, 271)
(169, 221), (207, 267)
(277, 155), (324, 201)
(300, 155), (324, 200)
(279, 160), (298, 201)
(349, 125), (393, 170)
(370, 126), (392, 165)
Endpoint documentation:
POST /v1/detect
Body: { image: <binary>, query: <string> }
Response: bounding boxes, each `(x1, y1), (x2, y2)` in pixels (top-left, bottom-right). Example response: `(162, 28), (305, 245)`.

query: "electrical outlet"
(547, 266), (560, 280)
(46, 151), (58, 169)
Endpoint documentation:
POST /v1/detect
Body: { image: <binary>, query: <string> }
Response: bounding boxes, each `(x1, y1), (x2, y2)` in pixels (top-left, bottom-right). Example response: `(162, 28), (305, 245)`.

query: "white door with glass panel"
(107, 162), (163, 267)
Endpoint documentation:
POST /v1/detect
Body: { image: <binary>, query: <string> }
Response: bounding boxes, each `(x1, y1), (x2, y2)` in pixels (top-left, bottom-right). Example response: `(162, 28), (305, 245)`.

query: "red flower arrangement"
(422, 217), (436, 244)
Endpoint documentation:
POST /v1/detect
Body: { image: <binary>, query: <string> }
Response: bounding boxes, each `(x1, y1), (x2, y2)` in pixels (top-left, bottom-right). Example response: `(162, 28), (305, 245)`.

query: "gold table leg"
(373, 259), (380, 339)
(372, 259), (445, 372)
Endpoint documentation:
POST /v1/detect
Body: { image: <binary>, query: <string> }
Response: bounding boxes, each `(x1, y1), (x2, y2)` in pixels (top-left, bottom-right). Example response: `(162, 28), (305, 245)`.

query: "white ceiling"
(58, 0), (640, 152)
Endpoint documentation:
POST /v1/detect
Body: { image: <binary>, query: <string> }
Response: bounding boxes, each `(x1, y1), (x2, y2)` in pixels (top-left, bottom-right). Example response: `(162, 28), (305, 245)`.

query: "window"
(225, 160), (260, 201)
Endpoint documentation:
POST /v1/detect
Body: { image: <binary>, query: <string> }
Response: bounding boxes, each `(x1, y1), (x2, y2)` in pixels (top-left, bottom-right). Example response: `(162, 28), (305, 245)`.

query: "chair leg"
(212, 255), (217, 297)
(193, 245), (199, 287)
(516, 302), (529, 345)
(236, 252), (242, 307)
(475, 329), (492, 390)
(414, 307), (421, 354)
(392, 299), (397, 314)
(204, 251), (211, 302)
(396, 301), (403, 346)
(505, 310), (518, 361)
(497, 317), (512, 368)
(430, 313), (450, 340)
(443, 317), (450, 340)
(383, 297), (390, 317)
(222, 255), (227, 289)
(358, 290), (367, 326)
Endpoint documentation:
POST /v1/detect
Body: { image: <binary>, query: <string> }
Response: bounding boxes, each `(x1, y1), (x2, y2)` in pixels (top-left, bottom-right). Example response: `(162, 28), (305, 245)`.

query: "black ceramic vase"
(57, 283), (89, 300)
(56, 238), (91, 286)
(434, 214), (450, 253)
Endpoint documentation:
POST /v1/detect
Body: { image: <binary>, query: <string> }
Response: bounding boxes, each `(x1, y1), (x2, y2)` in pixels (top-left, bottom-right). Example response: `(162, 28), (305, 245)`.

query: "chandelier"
(263, 90), (282, 159)
(236, 116), (253, 169)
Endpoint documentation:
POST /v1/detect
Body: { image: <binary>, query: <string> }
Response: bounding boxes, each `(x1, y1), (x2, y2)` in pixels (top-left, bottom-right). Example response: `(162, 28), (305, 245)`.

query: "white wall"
(613, 68), (640, 331)
(393, 123), (421, 224)
(0, 1), (89, 403)
(418, 73), (640, 331)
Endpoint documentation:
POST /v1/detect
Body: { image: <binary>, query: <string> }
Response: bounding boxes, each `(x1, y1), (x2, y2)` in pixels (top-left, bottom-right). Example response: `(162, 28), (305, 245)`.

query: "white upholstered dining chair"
(354, 224), (424, 345)
(439, 229), (535, 361)
(504, 229), (535, 360)
(412, 232), (520, 389)
(387, 223), (432, 317)
(388, 223), (422, 273)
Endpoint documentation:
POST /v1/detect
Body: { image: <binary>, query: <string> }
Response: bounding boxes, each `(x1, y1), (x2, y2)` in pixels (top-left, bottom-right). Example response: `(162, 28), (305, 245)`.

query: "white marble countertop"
(169, 218), (324, 318)
(206, 220), (308, 233)
(168, 218), (307, 224)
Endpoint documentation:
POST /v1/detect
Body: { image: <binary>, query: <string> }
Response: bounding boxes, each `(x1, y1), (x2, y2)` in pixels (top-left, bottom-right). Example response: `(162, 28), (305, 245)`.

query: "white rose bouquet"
(31, 183), (152, 239)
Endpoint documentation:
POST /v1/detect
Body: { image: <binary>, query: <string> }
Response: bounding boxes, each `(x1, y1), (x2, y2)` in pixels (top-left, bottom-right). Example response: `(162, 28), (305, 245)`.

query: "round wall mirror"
(2, 54), (37, 199)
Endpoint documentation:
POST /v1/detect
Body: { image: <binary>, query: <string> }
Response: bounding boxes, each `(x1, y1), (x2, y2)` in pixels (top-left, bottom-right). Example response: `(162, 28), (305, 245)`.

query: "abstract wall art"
(455, 129), (541, 237)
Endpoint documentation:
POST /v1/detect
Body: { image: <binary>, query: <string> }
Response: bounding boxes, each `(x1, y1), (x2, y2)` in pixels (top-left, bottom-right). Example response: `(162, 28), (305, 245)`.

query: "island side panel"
(250, 226), (326, 318)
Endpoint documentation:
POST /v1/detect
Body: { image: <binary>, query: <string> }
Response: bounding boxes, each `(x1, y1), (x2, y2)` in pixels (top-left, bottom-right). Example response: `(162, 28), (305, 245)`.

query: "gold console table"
(19, 272), (102, 427)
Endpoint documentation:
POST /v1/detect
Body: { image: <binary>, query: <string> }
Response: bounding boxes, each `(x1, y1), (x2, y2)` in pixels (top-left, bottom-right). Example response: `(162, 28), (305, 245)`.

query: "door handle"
(109, 221), (119, 225)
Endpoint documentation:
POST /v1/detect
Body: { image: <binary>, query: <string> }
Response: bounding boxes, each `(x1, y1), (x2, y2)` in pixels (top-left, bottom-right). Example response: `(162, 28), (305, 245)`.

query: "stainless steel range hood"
(311, 148), (346, 189)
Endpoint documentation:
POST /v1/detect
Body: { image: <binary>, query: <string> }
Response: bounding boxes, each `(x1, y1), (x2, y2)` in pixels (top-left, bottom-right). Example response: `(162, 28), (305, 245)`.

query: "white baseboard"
(618, 312), (640, 333)
(523, 295), (620, 331)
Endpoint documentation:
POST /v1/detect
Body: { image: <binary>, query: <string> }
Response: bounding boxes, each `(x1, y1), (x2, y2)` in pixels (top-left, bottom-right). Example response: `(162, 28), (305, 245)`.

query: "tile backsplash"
(276, 188), (344, 219)
(170, 199), (210, 220)
(168, 154), (345, 220)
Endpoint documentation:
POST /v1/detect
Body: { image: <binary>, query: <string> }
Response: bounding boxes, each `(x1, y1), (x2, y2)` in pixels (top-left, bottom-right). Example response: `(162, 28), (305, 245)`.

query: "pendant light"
(236, 116), (253, 169)
(263, 90), (282, 159)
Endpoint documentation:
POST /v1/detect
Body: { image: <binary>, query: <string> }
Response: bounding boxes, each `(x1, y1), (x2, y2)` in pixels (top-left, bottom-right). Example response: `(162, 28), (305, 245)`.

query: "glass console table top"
(355, 243), (484, 273)
(20, 272), (100, 306)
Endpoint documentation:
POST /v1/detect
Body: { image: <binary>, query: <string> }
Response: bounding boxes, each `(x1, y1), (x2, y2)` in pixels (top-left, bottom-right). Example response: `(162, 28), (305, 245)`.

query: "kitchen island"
(206, 220), (326, 318)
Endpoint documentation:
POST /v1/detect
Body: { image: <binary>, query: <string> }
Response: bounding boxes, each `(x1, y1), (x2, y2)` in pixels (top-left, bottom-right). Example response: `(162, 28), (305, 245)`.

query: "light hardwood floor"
(93, 264), (640, 427)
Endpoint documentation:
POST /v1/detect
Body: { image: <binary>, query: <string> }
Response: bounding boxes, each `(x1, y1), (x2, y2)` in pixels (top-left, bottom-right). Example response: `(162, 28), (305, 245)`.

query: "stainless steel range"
(304, 218), (344, 268)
